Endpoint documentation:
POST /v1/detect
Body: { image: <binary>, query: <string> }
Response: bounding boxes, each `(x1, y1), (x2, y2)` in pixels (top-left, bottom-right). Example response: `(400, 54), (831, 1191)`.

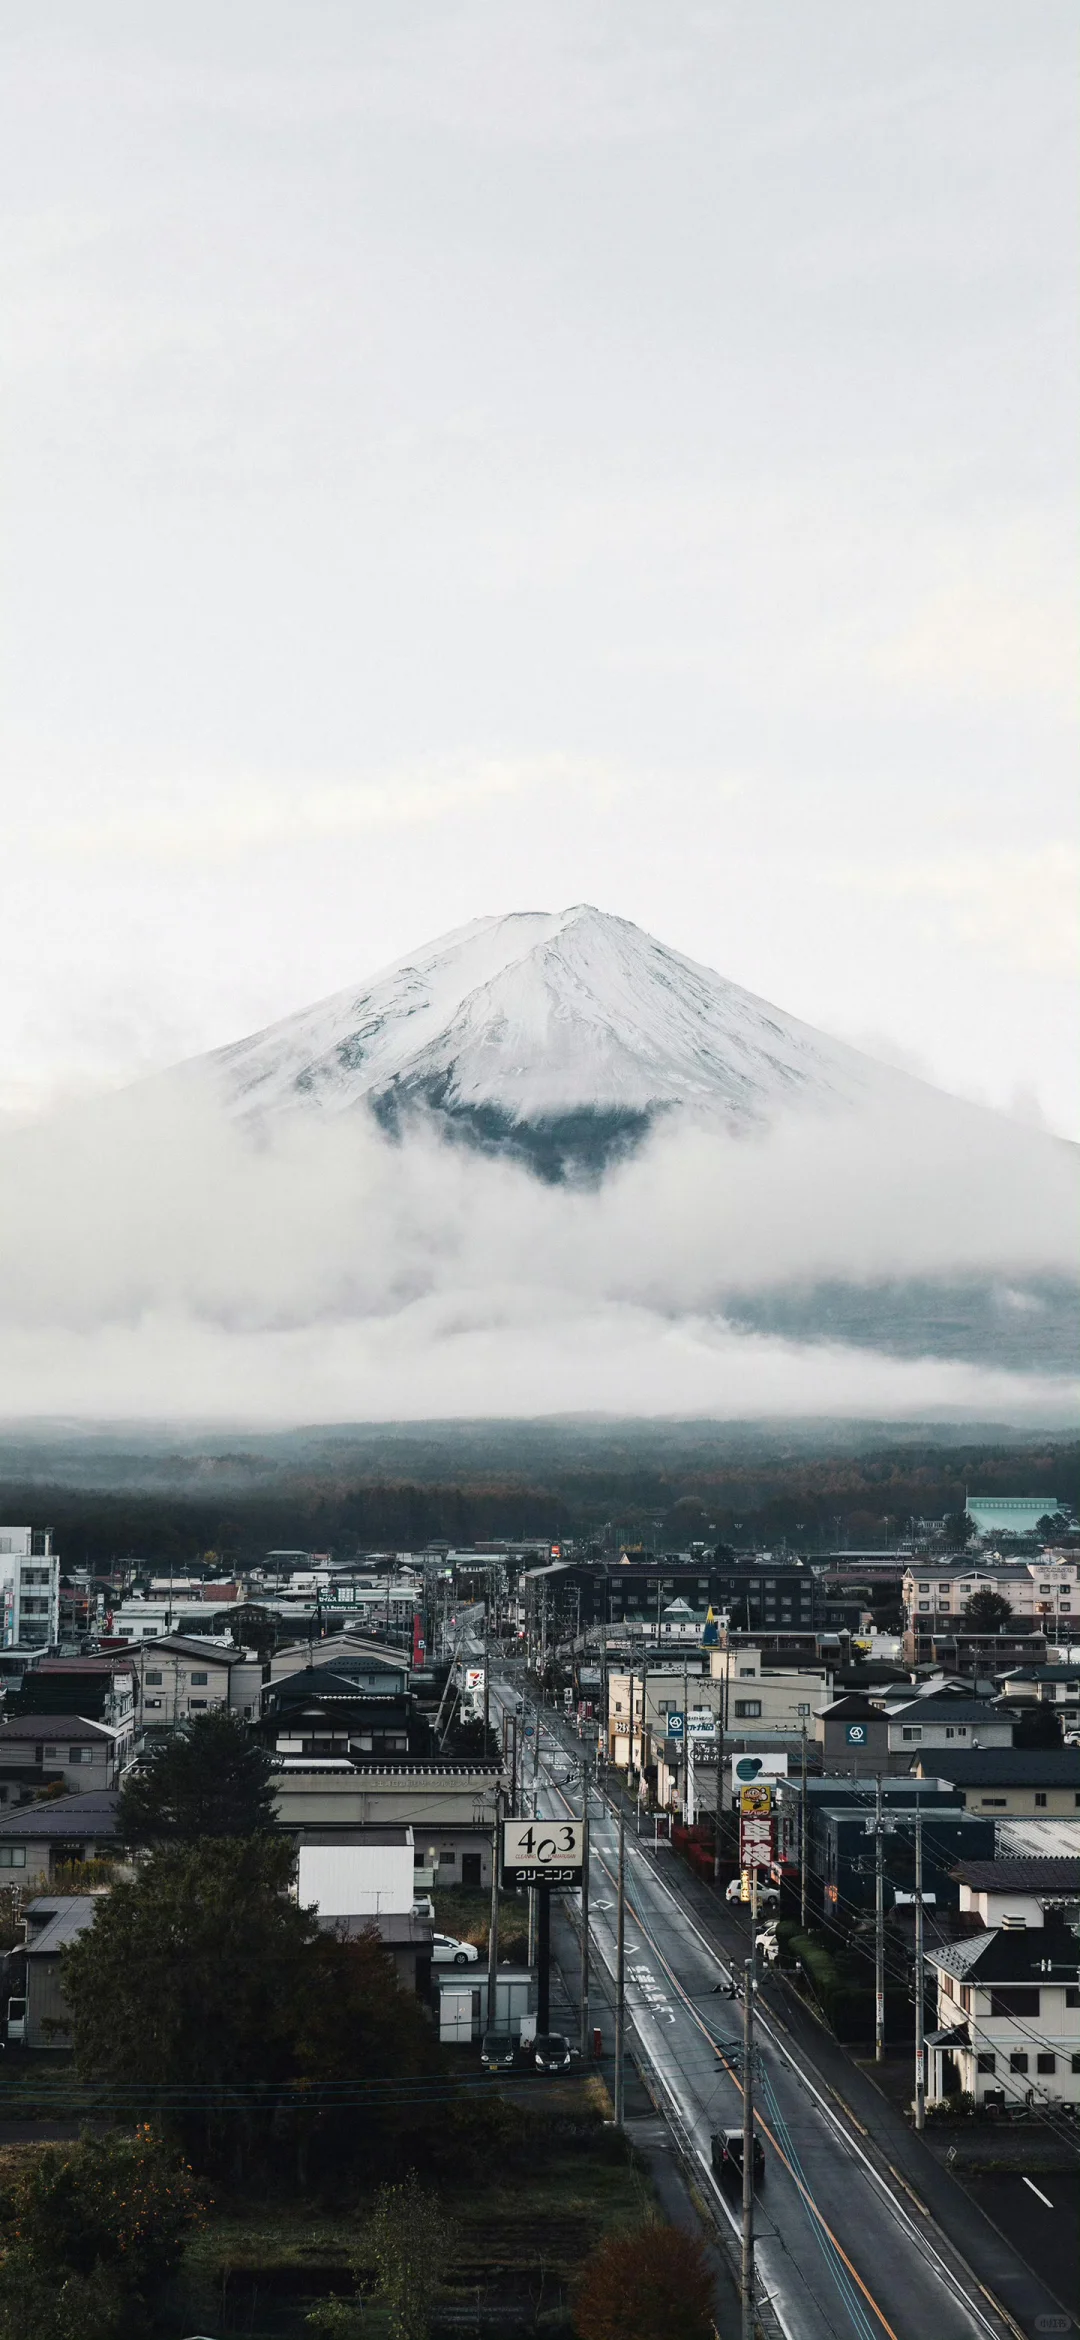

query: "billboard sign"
(731, 1752), (788, 1793)
(845, 1722), (868, 1747)
(739, 1781), (773, 1870)
(501, 1820), (584, 1891)
(688, 1712), (716, 1738)
(665, 1711), (684, 1739)
(463, 1665), (485, 1714)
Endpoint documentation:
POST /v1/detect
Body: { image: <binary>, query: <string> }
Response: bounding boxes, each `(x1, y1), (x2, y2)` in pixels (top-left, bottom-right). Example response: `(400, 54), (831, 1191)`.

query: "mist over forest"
(4, 1418), (1076, 1571)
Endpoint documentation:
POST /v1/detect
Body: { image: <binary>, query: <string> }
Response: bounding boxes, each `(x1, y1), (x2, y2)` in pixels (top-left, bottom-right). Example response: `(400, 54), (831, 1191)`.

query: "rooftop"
(0, 1715), (118, 1742)
(949, 1859), (1080, 1891)
(23, 1896), (99, 1956)
(0, 1789), (120, 1840)
(915, 1748), (1080, 1785)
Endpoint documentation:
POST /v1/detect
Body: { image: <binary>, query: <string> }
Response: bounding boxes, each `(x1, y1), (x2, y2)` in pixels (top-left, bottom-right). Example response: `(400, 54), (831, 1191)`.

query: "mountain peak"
(200, 904), (889, 1180)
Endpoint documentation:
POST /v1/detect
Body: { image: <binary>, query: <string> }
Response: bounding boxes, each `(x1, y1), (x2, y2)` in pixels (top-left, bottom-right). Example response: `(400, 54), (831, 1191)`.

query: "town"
(0, 1492), (1076, 2338)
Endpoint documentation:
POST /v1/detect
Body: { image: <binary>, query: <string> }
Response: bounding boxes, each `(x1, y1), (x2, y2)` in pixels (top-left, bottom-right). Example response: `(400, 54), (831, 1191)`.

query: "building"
(273, 1761), (502, 1891)
(815, 1692), (894, 1775)
(108, 1591), (245, 1641)
(11, 1656), (135, 1729)
(773, 1775), (988, 1917)
(605, 1662), (715, 1770)
(902, 1560), (1078, 1656)
(998, 1665), (1080, 1732)
(296, 1828), (433, 1994)
(261, 1664), (415, 1762)
(818, 1801), (993, 1923)
(524, 1557), (820, 1639)
(912, 1747), (1080, 1817)
(966, 1497), (1070, 1540)
(885, 1693), (1014, 1759)
(0, 1789), (119, 1885)
(0, 1527), (59, 1649)
(128, 1635), (265, 1730)
(950, 1857), (1080, 1926)
(925, 1905), (1080, 2109)
(707, 1642), (831, 1736)
(0, 1713), (134, 1801)
(12, 1895), (98, 2048)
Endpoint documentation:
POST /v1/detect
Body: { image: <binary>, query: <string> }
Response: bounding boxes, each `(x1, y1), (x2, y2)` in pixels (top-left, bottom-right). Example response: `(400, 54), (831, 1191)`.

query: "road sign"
(501, 1819), (584, 1891)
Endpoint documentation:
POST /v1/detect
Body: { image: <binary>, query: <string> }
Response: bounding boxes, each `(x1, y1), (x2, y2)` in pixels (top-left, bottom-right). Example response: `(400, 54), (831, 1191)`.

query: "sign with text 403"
(501, 1819), (584, 1890)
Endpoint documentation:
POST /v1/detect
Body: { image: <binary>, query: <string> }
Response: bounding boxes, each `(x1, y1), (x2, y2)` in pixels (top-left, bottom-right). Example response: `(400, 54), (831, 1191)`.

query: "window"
(1036, 2053), (1056, 2075)
(738, 1666), (756, 1678)
(144, 1698), (162, 1709)
(44, 1746), (57, 1760)
(902, 1727), (922, 1742)
(991, 1988), (1040, 2017)
(189, 1698), (207, 1709)
(976, 2053), (995, 2074)
(1009, 2052), (1029, 2074)
(1072, 2056), (1080, 2075)
(981, 1798), (1006, 1808)
(1034, 1793), (1048, 1809)
(190, 1671), (208, 1686)
(0, 1847), (26, 1868)
(1065, 1988), (1080, 2010)
(145, 1671), (162, 1686)
(797, 1703), (811, 1717)
(918, 1602), (931, 1612)
(918, 1584), (930, 1592)
(735, 1699), (762, 1718)
(68, 1747), (89, 1765)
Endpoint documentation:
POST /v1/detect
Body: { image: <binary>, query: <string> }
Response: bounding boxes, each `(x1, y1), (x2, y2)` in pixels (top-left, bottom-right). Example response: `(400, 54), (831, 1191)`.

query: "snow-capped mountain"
(202, 904), (896, 1178)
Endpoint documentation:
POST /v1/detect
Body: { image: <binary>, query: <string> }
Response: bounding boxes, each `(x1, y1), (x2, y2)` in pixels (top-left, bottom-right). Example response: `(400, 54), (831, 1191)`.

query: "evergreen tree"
(118, 1707), (277, 1842)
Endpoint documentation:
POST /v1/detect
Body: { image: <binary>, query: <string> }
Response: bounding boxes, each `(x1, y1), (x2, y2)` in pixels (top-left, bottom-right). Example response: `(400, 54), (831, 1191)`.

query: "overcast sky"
(2, 1), (1077, 1136)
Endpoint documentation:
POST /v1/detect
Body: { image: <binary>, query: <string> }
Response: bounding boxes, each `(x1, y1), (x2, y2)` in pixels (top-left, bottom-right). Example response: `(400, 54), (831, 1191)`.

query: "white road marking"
(1021, 2177), (1054, 2209)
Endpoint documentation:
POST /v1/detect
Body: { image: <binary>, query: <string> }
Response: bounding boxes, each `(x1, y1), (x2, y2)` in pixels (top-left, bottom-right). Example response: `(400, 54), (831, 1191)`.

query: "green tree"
(366, 2173), (452, 2340)
(61, 1837), (314, 2168)
(962, 1589), (1014, 1634)
(0, 2126), (202, 2340)
(943, 1511), (975, 1548)
(574, 2224), (715, 2340)
(118, 1707), (277, 1842)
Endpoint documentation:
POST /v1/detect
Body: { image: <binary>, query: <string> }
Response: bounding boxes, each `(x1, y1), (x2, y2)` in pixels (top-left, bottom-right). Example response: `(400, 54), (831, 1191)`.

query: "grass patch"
(434, 1884), (531, 1961)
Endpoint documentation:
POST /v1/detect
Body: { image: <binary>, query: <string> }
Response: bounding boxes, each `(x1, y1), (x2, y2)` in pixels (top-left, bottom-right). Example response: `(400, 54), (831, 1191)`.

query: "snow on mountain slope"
(201, 904), (895, 1176)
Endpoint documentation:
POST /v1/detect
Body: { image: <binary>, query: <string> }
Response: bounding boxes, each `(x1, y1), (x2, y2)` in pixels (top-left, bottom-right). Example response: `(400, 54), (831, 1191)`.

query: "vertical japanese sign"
(739, 1781), (773, 1870)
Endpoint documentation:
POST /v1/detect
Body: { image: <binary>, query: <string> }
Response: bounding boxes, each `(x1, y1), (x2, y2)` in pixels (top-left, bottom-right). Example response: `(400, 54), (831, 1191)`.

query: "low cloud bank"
(0, 1077), (1073, 1419)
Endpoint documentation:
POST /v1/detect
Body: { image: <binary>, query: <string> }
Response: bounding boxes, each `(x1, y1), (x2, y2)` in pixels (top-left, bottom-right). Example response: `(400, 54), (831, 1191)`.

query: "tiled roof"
(950, 1859), (1080, 1890)
(0, 1715), (116, 1742)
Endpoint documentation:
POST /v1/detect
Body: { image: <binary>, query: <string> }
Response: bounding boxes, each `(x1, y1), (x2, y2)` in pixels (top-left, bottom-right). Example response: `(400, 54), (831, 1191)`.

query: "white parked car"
(725, 1879), (780, 1909)
(432, 1933), (479, 1967)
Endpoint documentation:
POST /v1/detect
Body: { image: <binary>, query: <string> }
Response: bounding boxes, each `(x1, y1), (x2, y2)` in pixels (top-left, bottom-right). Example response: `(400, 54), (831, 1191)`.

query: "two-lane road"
(495, 1678), (1020, 2340)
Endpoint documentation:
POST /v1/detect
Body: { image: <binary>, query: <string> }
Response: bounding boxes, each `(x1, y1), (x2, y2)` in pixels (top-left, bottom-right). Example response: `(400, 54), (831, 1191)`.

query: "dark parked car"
(711, 2128), (765, 2188)
(480, 2031), (517, 2071)
(533, 2032), (577, 2072)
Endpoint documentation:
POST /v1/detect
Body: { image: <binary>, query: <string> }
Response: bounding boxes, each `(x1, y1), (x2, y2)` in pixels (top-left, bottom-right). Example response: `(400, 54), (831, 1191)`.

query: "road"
(494, 1674), (1026, 2340)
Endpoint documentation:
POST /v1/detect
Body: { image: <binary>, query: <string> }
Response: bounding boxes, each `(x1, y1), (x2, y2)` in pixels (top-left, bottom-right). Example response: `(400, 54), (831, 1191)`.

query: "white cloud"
(0, 1077), (1071, 1420)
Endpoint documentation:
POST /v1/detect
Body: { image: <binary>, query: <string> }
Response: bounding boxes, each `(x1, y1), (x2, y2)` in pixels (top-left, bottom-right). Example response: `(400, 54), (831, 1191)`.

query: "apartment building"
(0, 1527), (59, 1649)
(903, 1560), (1079, 1649)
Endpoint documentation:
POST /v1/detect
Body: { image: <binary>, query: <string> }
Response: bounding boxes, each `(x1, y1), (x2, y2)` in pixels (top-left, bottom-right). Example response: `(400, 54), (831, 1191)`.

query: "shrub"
(574, 2223), (715, 2340)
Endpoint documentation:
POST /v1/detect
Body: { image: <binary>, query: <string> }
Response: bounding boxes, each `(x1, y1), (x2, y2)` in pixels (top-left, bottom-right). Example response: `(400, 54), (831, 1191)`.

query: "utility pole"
(875, 1773), (885, 2063)
(914, 1806), (925, 2131)
(483, 1594), (490, 1747)
(579, 1809), (591, 2058)
(614, 1802), (626, 2127)
(800, 1723), (808, 1930)
(487, 1786), (501, 2033)
(682, 1651), (688, 1819)
(741, 1959), (755, 2340)
(714, 1639), (725, 1882)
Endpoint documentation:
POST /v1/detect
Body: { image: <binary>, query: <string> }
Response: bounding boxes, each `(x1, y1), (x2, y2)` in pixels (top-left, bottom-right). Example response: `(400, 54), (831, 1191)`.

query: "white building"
(903, 1560), (1079, 1636)
(707, 1643), (831, 1735)
(926, 1865), (1080, 2109)
(0, 1528), (60, 1649)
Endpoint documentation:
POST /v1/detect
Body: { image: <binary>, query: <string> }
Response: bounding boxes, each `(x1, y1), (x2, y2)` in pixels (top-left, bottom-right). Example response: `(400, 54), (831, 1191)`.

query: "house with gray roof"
(925, 1911), (1080, 2109)
(0, 1788), (119, 1886)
